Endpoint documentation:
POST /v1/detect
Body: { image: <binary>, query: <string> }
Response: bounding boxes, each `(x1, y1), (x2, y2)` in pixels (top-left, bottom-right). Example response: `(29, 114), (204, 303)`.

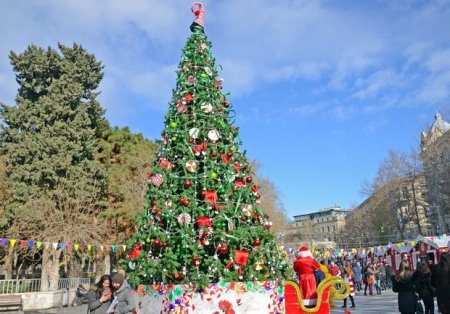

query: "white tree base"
(140, 280), (284, 314)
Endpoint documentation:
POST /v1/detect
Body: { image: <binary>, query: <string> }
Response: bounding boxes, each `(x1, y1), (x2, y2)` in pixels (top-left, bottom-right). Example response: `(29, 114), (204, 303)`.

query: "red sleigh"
(285, 277), (350, 314)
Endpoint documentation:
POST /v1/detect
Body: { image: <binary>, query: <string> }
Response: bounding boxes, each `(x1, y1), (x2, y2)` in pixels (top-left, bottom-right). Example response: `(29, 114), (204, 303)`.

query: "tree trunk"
(40, 245), (62, 291)
(2, 247), (14, 279)
(92, 252), (111, 282)
(411, 180), (423, 235)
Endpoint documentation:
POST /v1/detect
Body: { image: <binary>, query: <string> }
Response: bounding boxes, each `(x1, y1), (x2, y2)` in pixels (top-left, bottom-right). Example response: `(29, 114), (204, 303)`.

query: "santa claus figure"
(293, 245), (320, 307)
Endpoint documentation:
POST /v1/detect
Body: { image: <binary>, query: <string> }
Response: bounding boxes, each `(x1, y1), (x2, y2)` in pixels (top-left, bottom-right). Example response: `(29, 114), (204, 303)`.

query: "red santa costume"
(293, 246), (320, 306)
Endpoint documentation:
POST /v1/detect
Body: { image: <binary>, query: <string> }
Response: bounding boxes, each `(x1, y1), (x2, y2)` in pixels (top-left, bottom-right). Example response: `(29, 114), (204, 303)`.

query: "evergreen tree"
(0, 43), (106, 240)
(96, 123), (158, 243)
(123, 5), (291, 287)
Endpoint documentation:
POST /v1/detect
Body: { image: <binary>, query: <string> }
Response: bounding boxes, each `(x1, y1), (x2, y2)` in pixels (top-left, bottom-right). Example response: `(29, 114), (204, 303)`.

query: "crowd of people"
(292, 246), (450, 314)
(75, 269), (151, 314)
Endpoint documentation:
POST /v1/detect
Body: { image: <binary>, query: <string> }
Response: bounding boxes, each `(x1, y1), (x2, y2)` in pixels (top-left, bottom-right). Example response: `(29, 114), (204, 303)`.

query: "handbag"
(416, 300), (424, 314)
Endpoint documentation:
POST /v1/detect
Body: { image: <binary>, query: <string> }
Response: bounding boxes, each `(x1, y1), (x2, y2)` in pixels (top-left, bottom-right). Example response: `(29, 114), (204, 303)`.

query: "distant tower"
(421, 113), (450, 151)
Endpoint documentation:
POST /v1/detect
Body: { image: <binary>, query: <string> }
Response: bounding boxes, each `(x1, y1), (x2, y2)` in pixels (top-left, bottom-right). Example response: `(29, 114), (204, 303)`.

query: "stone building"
(285, 206), (348, 248)
(420, 113), (450, 233)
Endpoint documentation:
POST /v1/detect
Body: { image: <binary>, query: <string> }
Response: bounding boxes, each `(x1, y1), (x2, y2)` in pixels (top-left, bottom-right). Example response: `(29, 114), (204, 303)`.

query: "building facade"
(285, 206), (348, 248)
(421, 113), (450, 233)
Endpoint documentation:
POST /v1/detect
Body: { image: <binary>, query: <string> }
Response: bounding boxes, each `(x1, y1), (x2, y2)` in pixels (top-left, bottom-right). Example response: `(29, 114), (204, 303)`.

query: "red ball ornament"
(223, 102), (230, 108)
(179, 198), (189, 206)
(245, 176), (253, 183)
(162, 242), (169, 248)
(210, 151), (218, 158)
(255, 193), (261, 199)
(153, 239), (161, 246)
(184, 180), (192, 188)
(188, 138), (195, 144)
(174, 272), (183, 281)
(227, 151), (233, 158)
(218, 245), (229, 254)
(253, 238), (261, 246)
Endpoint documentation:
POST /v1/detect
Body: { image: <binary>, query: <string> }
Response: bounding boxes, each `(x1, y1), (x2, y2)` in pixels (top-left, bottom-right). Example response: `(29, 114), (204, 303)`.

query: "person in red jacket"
(293, 246), (320, 307)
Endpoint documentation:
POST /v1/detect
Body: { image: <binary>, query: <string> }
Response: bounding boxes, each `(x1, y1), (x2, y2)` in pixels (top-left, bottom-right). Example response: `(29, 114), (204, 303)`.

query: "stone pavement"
(331, 288), (438, 314)
(13, 289), (437, 313)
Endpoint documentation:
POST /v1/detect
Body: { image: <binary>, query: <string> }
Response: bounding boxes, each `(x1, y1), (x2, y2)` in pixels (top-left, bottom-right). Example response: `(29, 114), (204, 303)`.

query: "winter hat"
(111, 273), (124, 285)
(297, 245), (312, 258)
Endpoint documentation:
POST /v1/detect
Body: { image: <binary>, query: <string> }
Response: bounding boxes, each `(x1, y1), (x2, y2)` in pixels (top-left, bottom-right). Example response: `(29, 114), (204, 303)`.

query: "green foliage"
(121, 25), (291, 286)
(0, 43), (106, 240)
(96, 123), (158, 242)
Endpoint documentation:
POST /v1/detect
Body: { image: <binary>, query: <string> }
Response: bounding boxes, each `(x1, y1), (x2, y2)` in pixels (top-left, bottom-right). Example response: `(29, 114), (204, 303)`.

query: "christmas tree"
(123, 2), (291, 288)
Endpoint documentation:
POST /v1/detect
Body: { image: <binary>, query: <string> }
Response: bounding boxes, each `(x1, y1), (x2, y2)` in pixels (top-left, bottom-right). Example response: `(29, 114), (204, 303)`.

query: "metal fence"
(0, 277), (91, 294)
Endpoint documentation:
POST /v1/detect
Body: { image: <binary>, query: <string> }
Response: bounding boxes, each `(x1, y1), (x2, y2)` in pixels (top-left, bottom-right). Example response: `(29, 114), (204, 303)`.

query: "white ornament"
(207, 129), (220, 142)
(189, 128), (200, 139)
(185, 160), (198, 172)
(242, 204), (253, 216)
(201, 103), (213, 113)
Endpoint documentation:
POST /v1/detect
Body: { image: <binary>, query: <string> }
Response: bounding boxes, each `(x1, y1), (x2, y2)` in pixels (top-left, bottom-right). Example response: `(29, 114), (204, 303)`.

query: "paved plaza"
(5, 289), (437, 313)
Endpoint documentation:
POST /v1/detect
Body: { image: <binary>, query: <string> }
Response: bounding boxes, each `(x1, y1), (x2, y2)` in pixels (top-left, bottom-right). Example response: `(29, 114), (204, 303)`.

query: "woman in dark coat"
(431, 254), (450, 314)
(415, 260), (434, 314)
(87, 274), (114, 313)
(392, 260), (417, 314)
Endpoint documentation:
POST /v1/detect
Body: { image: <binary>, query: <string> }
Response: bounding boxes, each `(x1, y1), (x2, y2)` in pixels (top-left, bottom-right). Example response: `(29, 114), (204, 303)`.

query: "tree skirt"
(139, 281), (284, 314)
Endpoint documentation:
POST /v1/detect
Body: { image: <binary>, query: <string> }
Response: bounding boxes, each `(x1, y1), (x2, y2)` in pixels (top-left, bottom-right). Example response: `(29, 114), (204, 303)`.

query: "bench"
(0, 294), (23, 311)
(285, 277), (350, 314)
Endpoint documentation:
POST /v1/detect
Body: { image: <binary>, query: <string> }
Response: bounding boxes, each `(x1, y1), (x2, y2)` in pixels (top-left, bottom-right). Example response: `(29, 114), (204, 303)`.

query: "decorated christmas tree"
(123, 2), (291, 288)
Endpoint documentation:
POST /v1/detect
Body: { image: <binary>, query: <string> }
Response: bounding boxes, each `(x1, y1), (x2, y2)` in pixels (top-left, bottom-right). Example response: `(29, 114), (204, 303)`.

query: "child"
(342, 266), (356, 309)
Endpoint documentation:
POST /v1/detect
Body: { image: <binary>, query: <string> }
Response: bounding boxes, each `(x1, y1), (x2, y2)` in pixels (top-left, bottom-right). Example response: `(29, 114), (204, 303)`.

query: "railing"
(0, 278), (91, 294)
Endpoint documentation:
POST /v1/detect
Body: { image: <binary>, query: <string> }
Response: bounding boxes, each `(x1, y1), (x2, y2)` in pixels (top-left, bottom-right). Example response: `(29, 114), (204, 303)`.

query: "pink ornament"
(150, 174), (163, 187)
(177, 213), (192, 225)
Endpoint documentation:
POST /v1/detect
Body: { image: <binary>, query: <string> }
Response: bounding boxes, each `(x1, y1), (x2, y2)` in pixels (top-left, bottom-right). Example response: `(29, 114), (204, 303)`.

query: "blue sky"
(1, 1), (450, 218)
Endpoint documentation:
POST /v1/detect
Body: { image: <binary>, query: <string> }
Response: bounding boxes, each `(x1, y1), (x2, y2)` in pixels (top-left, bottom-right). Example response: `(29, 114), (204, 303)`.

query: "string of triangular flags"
(283, 234), (450, 259)
(0, 237), (127, 253)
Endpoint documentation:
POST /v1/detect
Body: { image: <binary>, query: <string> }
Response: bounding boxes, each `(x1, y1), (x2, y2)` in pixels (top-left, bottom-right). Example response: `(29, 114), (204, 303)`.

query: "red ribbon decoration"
(235, 250), (250, 265)
(203, 190), (219, 210)
(226, 250), (250, 276)
(129, 245), (142, 260)
(197, 216), (212, 227)
(235, 179), (246, 188)
(192, 142), (207, 155)
(234, 161), (240, 174)
(220, 153), (231, 164)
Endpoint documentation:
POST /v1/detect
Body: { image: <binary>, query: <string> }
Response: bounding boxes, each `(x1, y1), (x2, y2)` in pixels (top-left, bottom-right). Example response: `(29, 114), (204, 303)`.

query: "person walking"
(352, 261), (362, 291)
(431, 254), (450, 314)
(108, 273), (135, 314)
(366, 263), (376, 296)
(341, 266), (356, 309)
(415, 260), (435, 314)
(379, 262), (387, 290)
(385, 262), (393, 289)
(374, 263), (382, 295)
(87, 274), (114, 313)
(392, 260), (417, 314)
(329, 261), (341, 277)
